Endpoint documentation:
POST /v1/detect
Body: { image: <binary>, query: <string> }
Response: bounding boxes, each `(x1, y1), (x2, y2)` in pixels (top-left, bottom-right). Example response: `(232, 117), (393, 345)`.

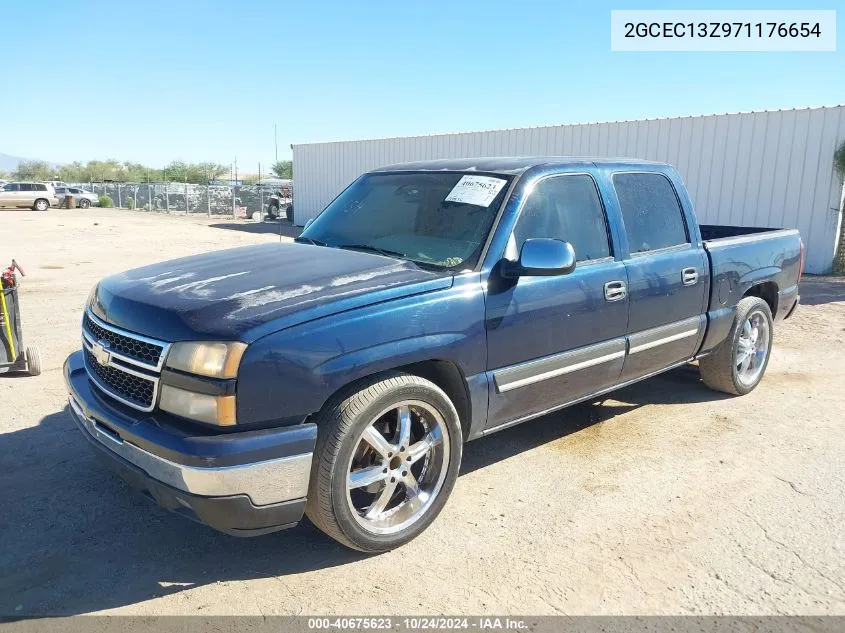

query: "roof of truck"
(372, 156), (667, 175)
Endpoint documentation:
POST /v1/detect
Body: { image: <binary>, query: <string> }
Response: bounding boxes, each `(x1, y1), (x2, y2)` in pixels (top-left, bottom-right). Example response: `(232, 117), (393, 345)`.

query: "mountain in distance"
(0, 152), (63, 172)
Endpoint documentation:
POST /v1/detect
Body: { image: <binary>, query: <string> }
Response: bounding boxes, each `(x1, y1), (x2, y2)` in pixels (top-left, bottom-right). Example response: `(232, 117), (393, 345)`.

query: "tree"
(271, 160), (292, 179)
(13, 160), (56, 181)
(835, 140), (845, 179)
(163, 160), (227, 183)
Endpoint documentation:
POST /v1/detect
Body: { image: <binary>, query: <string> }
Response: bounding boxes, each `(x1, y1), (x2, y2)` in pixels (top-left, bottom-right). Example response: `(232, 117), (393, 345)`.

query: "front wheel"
(79, 198), (91, 209)
(699, 296), (773, 395)
(306, 373), (463, 552)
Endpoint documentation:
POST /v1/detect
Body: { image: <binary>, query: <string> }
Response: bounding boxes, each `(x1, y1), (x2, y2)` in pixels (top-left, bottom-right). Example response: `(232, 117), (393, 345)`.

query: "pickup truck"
(64, 157), (803, 553)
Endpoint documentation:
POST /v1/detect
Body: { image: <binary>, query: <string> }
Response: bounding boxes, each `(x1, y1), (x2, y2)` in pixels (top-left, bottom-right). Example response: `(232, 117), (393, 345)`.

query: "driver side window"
(508, 174), (612, 263)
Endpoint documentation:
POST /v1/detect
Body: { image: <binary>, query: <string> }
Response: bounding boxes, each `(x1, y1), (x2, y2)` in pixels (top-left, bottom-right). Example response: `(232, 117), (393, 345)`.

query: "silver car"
(0, 182), (59, 210)
(54, 186), (99, 209)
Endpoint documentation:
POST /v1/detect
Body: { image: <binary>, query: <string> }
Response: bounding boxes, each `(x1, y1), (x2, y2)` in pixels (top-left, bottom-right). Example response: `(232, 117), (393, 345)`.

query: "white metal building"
(292, 106), (845, 274)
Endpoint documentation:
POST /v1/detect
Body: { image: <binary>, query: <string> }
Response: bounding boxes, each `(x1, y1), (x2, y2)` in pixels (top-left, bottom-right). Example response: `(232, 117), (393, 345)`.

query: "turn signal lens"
(159, 385), (236, 426)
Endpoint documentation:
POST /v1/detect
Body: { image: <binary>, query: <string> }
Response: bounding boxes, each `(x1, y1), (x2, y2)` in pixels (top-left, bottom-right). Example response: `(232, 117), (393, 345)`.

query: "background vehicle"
(54, 186), (98, 208)
(0, 182), (58, 210)
(263, 187), (293, 221)
(64, 157), (802, 553)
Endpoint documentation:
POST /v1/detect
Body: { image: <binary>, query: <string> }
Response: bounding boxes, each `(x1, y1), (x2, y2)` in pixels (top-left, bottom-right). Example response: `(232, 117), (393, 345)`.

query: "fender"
(236, 274), (488, 427)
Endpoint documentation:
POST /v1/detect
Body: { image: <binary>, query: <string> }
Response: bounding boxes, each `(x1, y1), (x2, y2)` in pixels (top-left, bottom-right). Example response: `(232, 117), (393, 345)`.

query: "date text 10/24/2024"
(307, 618), (528, 631)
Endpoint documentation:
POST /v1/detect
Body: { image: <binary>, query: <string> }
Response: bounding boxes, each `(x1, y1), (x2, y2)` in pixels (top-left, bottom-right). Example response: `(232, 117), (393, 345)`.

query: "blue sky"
(1, 0), (842, 170)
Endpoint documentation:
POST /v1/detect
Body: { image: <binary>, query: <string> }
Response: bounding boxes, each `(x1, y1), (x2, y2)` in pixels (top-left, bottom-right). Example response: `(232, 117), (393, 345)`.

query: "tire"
(306, 372), (463, 553)
(250, 210), (260, 221)
(699, 296), (773, 395)
(79, 198), (91, 209)
(267, 204), (279, 220)
(285, 204), (293, 222)
(34, 199), (49, 211)
(25, 346), (42, 376)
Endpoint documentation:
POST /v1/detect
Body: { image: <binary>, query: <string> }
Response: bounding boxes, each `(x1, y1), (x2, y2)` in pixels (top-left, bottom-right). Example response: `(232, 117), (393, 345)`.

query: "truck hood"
(91, 242), (452, 342)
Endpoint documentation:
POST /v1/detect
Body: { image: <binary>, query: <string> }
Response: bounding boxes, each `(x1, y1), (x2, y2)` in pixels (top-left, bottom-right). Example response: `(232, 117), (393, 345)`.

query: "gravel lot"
(1, 208), (844, 616)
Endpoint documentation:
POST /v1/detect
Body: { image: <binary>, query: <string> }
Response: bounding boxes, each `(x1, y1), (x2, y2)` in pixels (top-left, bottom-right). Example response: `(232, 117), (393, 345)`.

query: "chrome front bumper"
(64, 350), (318, 535)
(68, 394), (312, 506)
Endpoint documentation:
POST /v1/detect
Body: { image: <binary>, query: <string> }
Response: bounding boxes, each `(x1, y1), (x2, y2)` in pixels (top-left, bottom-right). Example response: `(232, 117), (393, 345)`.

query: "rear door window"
(612, 172), (688, 254)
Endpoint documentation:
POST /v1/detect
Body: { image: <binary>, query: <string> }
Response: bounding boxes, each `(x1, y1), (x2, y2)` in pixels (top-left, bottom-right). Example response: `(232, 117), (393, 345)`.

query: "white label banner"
(611, 10), (836, 51)
(444, 176), (508, 207)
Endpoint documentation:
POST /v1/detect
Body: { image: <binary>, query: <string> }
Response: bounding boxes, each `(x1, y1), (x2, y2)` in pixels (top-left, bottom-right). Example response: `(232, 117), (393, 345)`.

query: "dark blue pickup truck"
(65, 157), (803, 552)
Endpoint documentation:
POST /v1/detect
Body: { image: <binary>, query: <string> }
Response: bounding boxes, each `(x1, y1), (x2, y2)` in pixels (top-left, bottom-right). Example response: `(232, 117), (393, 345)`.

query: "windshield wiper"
(337, 243), (408, 259)
(294, 236), (328, 246)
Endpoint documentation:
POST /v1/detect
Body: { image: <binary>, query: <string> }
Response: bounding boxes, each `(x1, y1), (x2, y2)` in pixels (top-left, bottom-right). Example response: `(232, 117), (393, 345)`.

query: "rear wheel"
(306, 373), (463, 552)
(700, 296), (773, 395)
(25, 346), (42, 376)
(34, 199), (49, 211)
(79, 198), (91, 209)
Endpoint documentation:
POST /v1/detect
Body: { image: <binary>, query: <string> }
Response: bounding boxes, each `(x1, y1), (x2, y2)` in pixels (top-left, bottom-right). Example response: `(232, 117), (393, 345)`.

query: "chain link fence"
(69, 182), (292, 219)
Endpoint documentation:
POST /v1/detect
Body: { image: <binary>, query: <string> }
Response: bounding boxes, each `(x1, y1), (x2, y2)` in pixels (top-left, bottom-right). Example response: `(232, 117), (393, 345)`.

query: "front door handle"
(682, 267), (698, 286)
(604, 280), (627, 302)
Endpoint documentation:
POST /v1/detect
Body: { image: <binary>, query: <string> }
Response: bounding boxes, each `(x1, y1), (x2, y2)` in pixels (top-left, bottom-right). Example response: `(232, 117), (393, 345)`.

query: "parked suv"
(55, 186), (99, 209)
(0, 182), (59, 211)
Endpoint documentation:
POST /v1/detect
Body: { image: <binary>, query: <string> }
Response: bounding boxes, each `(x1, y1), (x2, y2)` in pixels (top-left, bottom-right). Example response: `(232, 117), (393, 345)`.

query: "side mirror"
(502, 238), (576, 278)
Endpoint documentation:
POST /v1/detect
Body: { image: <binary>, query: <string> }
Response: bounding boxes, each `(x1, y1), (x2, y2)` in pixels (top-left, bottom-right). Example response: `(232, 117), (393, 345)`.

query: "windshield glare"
(299, 171), (511, 270)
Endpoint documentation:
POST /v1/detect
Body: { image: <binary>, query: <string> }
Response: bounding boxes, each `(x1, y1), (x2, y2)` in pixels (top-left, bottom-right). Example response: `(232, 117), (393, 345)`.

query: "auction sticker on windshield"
(444, 175), (507, 207)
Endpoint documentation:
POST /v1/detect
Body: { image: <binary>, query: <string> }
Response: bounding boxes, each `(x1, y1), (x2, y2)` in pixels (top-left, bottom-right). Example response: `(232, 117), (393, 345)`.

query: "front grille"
(83, 312), (164, 368)
(84, 349), (156, 409)
(81, 309), (170, 412)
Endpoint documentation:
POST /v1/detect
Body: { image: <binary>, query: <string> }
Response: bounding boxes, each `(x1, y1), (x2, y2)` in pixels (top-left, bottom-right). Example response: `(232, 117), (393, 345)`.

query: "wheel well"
(398, 360), (472, 440)
(311, 360), (473, 440)
(744, 281), (778, 315)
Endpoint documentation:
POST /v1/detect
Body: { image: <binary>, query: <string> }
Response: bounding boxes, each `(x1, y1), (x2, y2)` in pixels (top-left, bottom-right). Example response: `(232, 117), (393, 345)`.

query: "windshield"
(299, 171), (512, 270)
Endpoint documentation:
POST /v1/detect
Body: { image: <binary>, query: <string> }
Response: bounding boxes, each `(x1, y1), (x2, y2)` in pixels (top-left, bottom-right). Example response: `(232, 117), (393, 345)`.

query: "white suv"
(0, 182), (59, 211)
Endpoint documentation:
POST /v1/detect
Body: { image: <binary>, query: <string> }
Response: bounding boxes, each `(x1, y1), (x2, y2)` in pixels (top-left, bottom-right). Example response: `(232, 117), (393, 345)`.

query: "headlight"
(165, 341), (247, 379)
(159, 385), (236, 426)
(86, 283), (99, 309)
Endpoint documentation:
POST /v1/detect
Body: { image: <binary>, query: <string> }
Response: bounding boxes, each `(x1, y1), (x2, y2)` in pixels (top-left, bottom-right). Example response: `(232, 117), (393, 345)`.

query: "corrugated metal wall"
(292, 106), (845, 274)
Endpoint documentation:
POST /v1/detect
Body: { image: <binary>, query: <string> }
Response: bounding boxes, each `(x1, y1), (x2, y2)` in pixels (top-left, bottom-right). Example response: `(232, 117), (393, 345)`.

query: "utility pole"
(274, 124), (278, 163)
(164, 168), (169, 213)
(232, 157), (238, 219)
(259, 161), (263, 221)
(184, 173), (189, 214)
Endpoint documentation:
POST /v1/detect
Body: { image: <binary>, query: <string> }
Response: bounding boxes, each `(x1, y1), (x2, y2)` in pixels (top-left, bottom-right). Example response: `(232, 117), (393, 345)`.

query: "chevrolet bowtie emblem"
(91, 340), (112, 366)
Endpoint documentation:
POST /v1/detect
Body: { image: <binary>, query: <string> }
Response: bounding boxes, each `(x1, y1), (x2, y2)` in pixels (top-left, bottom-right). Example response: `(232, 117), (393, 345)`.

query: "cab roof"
(372, 156), (667, 175)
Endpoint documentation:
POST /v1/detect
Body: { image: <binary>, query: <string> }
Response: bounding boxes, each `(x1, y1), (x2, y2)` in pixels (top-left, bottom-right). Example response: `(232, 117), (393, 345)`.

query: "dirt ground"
(1, 208), (844, 616)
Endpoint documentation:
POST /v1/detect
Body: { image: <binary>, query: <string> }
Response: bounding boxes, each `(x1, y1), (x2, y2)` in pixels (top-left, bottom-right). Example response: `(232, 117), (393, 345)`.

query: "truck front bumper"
(64, 350), (317, 536)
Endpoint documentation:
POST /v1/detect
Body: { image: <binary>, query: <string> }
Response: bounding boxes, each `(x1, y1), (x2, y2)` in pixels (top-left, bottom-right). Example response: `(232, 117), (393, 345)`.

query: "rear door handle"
(682, 267), (698, 286)
(604, 280), (627, 302)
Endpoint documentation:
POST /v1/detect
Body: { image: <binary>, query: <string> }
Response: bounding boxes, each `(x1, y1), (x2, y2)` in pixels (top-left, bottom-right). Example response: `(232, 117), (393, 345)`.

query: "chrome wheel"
(736, 309), (770, 386)
(35, 199), (48, 211)
(346, 400), (450, 535)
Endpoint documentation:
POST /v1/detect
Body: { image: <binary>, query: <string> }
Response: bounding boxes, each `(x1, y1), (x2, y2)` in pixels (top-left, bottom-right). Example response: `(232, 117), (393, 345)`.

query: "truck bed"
(699, 224), (783, 242)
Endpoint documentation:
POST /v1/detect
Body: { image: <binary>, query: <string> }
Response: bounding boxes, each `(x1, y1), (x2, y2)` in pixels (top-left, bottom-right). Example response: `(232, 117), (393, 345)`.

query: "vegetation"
(127, 197), (135, 210)
(98, 195), (115, 208)
(10, 159), (228, 184)
(835, 140), (845, 178)
(271, 160), (293, 179)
